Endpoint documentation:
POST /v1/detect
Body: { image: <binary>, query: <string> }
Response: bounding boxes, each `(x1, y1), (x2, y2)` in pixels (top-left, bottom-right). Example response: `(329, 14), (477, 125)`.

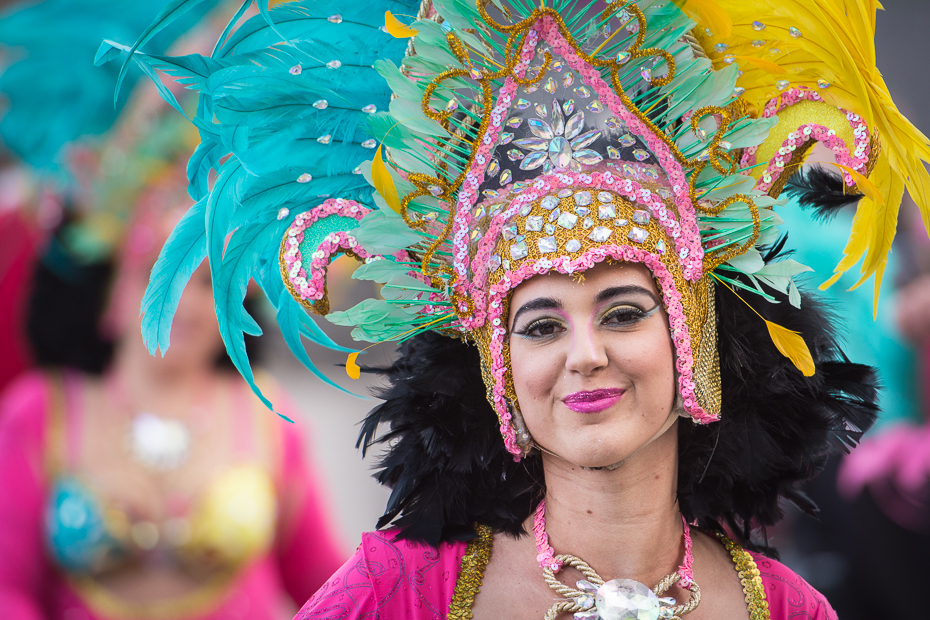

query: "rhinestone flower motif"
(512, 99), (603, 174)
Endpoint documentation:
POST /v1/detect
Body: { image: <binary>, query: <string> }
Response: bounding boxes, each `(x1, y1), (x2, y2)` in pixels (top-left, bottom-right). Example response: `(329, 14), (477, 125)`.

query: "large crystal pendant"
(595, 579), (662, 620)
(549, 137), (573, 169)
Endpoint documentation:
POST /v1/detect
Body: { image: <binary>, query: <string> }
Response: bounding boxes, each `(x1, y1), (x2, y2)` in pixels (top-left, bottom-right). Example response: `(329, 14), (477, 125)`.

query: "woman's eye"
(602, 305), (650, 326)
(516, 319), (565, 339)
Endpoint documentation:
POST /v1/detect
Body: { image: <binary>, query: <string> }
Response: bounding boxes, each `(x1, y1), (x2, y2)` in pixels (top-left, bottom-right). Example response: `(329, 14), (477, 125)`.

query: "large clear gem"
(598, 192), (613, 203)
(526, 216), (544, 231)
(574, 191), (592, 206)
(502, 223), (519, 240)
(521, 152), (548, 170)
(558, 189), (573, 198)
(575, 207), (590, 217)
(582, 217), (595, 229)
(557, 211), (578, 229)
(516, 98), (532, 110)
(565, 239), (582, 252)
(541, 196), (560, 210)
(506, 117), (523, 128)
(598, 203), (616, 219)
(573, 150), (604, 166)
(628, 227), (649, 243)
(548, 137), (573, 168)
(515, 138), (549, 151)
(549, 208), (562, 222)
(487, 158), (500, 177)
(538, 236), (557, 253)
(632, 210), (651, 224)
(488, 254), (502, 271)
(589, 226), (612, 242)
(499, 169), (513, 186)
(529, 118), (555, 139)
(510, 239), (529, 260)
(575, 85), (592, 99)
(565, 111), (585, 140)
(595, 578), (662, 620)
(571, 130), (601, 150)
(499, 132), (515, 145)
(588, 101), (604, 113)
(551, 99), (565, 136)
(535, 103), (548, 118)
(619, 134), (636, 147)
(545, 223), (556, 234)
(519, 203), (533, 216)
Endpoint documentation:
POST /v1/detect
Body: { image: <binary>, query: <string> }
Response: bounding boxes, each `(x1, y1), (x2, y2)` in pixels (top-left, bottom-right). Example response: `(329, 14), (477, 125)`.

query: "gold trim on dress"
(448, 524), (494, 620)
(717, 533), (771, 620)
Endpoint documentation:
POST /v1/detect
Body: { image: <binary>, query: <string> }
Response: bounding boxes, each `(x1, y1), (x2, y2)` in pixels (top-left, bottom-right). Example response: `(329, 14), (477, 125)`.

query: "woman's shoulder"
(746, 551), (838, 620)
(294, 529), (469, 620)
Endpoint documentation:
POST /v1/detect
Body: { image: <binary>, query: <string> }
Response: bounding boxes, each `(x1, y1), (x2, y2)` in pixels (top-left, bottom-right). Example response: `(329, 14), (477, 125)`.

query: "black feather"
(358, 333), (543, 547)
(678, 269), (879, 554)
(783, 165), (864, 221)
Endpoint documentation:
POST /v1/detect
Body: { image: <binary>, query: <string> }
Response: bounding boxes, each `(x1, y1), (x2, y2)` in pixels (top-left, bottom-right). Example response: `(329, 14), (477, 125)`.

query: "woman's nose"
(564, 322), (608, 375)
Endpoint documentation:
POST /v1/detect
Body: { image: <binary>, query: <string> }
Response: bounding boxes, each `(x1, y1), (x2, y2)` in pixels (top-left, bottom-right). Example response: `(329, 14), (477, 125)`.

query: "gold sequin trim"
(448, 524), (494, 619)
(717, 533), (770, 620)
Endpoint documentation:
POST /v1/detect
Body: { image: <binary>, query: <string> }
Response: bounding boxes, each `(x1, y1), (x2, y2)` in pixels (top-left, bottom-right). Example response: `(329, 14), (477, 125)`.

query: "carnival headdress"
(119, 0), (922, 454)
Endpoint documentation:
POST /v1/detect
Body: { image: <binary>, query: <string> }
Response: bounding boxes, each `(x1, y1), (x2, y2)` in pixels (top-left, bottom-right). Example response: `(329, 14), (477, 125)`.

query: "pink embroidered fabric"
(295, 532), (836, 620)
(0, 372), (346, 620)
(748, 551), (838, 620)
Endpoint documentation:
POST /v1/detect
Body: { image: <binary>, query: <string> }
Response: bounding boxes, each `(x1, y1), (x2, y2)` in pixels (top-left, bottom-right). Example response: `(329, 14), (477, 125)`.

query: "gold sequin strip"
(448, 524), (494, 619)
(717, 533), (770, 620)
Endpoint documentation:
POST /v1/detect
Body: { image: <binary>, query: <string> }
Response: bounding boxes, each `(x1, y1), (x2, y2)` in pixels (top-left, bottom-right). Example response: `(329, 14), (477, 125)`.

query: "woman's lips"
(562, 388), (625, 413)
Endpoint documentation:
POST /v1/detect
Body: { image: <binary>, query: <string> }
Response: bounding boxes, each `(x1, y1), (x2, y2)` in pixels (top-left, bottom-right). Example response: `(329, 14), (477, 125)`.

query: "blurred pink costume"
(0, 372), (345, 620)
(295, 530), (836, 620)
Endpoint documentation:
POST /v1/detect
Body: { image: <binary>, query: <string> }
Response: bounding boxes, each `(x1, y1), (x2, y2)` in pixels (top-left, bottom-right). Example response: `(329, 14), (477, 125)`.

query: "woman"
(0, 113), (346, 619)
(114, 0), (930, 618)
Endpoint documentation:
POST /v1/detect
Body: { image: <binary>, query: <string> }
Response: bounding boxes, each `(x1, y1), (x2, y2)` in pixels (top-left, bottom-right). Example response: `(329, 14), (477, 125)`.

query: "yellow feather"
(734, 55), (787, 74)
(831, 163), (884, 206)
(384, 10), (418, 38)
(673, 0), (733, 37)
(765, 321), (815, 377)
(346, 352), (361, 380)
(372, 145), (401, 212)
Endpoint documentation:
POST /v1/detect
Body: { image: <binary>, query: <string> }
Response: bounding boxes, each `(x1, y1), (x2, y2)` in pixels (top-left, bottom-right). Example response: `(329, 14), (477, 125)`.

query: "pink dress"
(0, 372), (346, 620)
(295, 529), (836, 620)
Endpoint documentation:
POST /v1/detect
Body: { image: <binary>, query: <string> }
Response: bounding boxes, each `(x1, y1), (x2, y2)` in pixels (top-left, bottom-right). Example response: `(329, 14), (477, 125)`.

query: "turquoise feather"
(120, 0), (416, 405)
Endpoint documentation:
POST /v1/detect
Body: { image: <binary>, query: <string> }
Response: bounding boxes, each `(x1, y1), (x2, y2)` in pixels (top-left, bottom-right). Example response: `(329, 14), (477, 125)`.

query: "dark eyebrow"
(510, 297), (562, 328)
(595, 285), (660, 305)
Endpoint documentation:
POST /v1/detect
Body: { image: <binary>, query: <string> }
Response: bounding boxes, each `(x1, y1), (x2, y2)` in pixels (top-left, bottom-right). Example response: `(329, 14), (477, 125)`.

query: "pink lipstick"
(562, 388), (625, 413)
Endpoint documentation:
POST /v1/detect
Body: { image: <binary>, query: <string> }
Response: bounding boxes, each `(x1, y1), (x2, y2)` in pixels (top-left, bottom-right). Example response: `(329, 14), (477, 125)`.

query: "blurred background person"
(0, 1), (347, 618)
(0, 95), (347, 620)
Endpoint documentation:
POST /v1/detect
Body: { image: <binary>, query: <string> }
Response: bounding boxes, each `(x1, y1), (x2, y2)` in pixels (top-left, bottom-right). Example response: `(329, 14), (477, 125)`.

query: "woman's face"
(507, 261), (677, 468)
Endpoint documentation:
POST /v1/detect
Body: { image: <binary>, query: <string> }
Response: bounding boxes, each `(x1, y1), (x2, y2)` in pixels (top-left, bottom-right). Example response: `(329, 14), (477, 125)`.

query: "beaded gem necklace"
(533, 500), (701, 620)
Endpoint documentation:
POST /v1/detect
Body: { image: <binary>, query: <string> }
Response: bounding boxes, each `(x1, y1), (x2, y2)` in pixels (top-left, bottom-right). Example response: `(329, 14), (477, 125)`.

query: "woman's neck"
(537, 423), (682, 585)
(108, 333), (216, 411)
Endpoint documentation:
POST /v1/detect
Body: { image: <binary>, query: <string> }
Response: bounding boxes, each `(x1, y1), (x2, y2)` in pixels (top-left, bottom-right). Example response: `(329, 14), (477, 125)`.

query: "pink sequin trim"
(282, 199), (371, 301)
(740, 88), (871, 190)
